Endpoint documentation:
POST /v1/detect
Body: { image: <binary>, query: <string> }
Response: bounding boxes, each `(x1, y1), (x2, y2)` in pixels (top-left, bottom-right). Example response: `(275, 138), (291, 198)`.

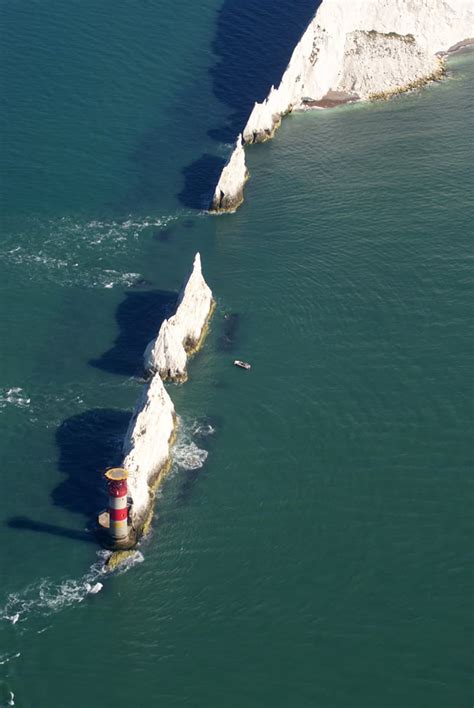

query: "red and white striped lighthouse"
(104, 468), (129, 541)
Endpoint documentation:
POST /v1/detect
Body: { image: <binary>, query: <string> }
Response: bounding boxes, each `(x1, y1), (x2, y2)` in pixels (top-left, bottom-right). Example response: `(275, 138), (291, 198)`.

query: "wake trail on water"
(0, 212), (191, 289)
(0, 550), (143, 627)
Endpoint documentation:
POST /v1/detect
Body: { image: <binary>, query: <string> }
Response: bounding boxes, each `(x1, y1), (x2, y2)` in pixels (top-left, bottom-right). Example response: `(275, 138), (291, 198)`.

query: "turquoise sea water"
(0, 2), (472, 706)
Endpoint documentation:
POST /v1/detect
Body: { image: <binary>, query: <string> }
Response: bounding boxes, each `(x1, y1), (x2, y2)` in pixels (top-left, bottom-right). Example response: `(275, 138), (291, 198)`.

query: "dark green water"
(0, 2), (472, 706)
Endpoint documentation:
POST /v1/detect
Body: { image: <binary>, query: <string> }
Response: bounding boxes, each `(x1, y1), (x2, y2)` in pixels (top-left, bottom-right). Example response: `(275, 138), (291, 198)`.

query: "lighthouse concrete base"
(96, 511), (137, 550)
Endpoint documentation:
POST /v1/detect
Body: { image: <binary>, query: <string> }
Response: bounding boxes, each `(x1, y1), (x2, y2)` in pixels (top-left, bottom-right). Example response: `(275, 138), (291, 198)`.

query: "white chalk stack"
(113, 253), (214, 539)
(209, 134), (249, 213)
(144, 252), (214, 382)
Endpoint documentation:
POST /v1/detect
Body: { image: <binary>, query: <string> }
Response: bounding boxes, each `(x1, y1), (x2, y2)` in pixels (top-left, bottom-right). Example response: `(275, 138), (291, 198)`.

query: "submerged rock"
(144, 252), (214, 381)
(209, 134), (249, 213)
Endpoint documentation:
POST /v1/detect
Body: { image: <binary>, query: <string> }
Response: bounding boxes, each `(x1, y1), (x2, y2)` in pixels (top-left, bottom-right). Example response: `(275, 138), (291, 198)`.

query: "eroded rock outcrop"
(209, 134), (249, 213)
(144, 252), (214, 381)
(121, 373), (176, 533)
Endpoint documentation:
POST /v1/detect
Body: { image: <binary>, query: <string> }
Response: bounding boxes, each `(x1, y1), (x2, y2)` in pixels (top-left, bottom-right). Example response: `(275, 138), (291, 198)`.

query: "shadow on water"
(9, 409), (131, 543)
(15, 288), (177, 544)
(208, 0), (319, 142)
(153, 223), (177, 242)
(178, 154), (225, 211)
(177, 0), (319, 209)
(7, 517), (96, 544)
(53, 409), (130, 519)
(90, 289), (177, 377)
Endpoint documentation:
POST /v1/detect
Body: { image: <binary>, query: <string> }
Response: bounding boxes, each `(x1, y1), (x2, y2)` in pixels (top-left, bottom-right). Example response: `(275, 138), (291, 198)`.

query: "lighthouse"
(104, 468), (129, 541)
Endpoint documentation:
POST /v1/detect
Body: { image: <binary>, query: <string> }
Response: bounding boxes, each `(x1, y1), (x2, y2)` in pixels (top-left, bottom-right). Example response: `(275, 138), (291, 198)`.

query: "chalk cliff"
(122, 373), (176, 530)
(144, 253), (214, 381)
(242, 0), (473, 143)
(209, 134), (249, 213)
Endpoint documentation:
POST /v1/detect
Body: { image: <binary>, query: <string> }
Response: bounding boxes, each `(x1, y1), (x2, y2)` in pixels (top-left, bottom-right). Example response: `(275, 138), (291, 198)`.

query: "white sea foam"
(173, 440), (208, 470)
(95, 270), (142, 289)
(0, 654), (20, 667)
(110, 550), (145, 576)
(0, 686), (16, 708)
(172, 417), (210, 471)
(0, 379), (138, 428)
(0, 388), (31, 412)
(0, 213), (182, 289)
(0, 549), (143, 625)
(191, 421), (216, 437)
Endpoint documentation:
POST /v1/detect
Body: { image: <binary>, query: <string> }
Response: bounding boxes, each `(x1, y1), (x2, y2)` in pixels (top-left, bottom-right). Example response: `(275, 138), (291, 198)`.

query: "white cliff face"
(337, 31), (442, 98)
(122, 373), (175, 524)
(242, 0), (474, 142)
(210, 134), (249, 212)
(144, 252), (214, 381)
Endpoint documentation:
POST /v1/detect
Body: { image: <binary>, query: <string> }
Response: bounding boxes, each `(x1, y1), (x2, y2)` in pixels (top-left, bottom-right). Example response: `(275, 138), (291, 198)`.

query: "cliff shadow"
(90, 289), (178, 377)
(53, 408), (130, 520)
(178, 153), (225, 211)
(209, 0), (320, 142)
(10, 409), (131, 544)
(177, 0), (319, 209)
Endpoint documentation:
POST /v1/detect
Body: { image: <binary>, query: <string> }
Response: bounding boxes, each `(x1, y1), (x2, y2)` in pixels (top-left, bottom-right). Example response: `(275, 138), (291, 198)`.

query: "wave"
(0, 212), (182, 289)
(173, 440), (209, 470)
(1, 246), (144, 290)
(0, 379), (139, 430)
(0, 550), (143, 625)
(191, 420), (216, 438)
(0, 683), (16, 707)
(0, 388), (31, 412)
(171, 416), (214, 471)
(0, 654), (20, 667)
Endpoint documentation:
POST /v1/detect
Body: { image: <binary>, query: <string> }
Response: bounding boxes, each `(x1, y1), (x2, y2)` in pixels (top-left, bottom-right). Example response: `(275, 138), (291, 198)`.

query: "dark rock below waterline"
(218, 312), (240, 351)
(209, 187), (245, 213)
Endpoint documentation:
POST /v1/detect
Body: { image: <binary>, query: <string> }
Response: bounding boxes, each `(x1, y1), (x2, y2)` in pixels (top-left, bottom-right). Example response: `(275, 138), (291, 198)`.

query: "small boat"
(234, 360), (251, 370)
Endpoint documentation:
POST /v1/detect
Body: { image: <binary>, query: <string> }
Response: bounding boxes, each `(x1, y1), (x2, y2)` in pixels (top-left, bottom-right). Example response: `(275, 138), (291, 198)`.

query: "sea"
(0, 2), (472, 706)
